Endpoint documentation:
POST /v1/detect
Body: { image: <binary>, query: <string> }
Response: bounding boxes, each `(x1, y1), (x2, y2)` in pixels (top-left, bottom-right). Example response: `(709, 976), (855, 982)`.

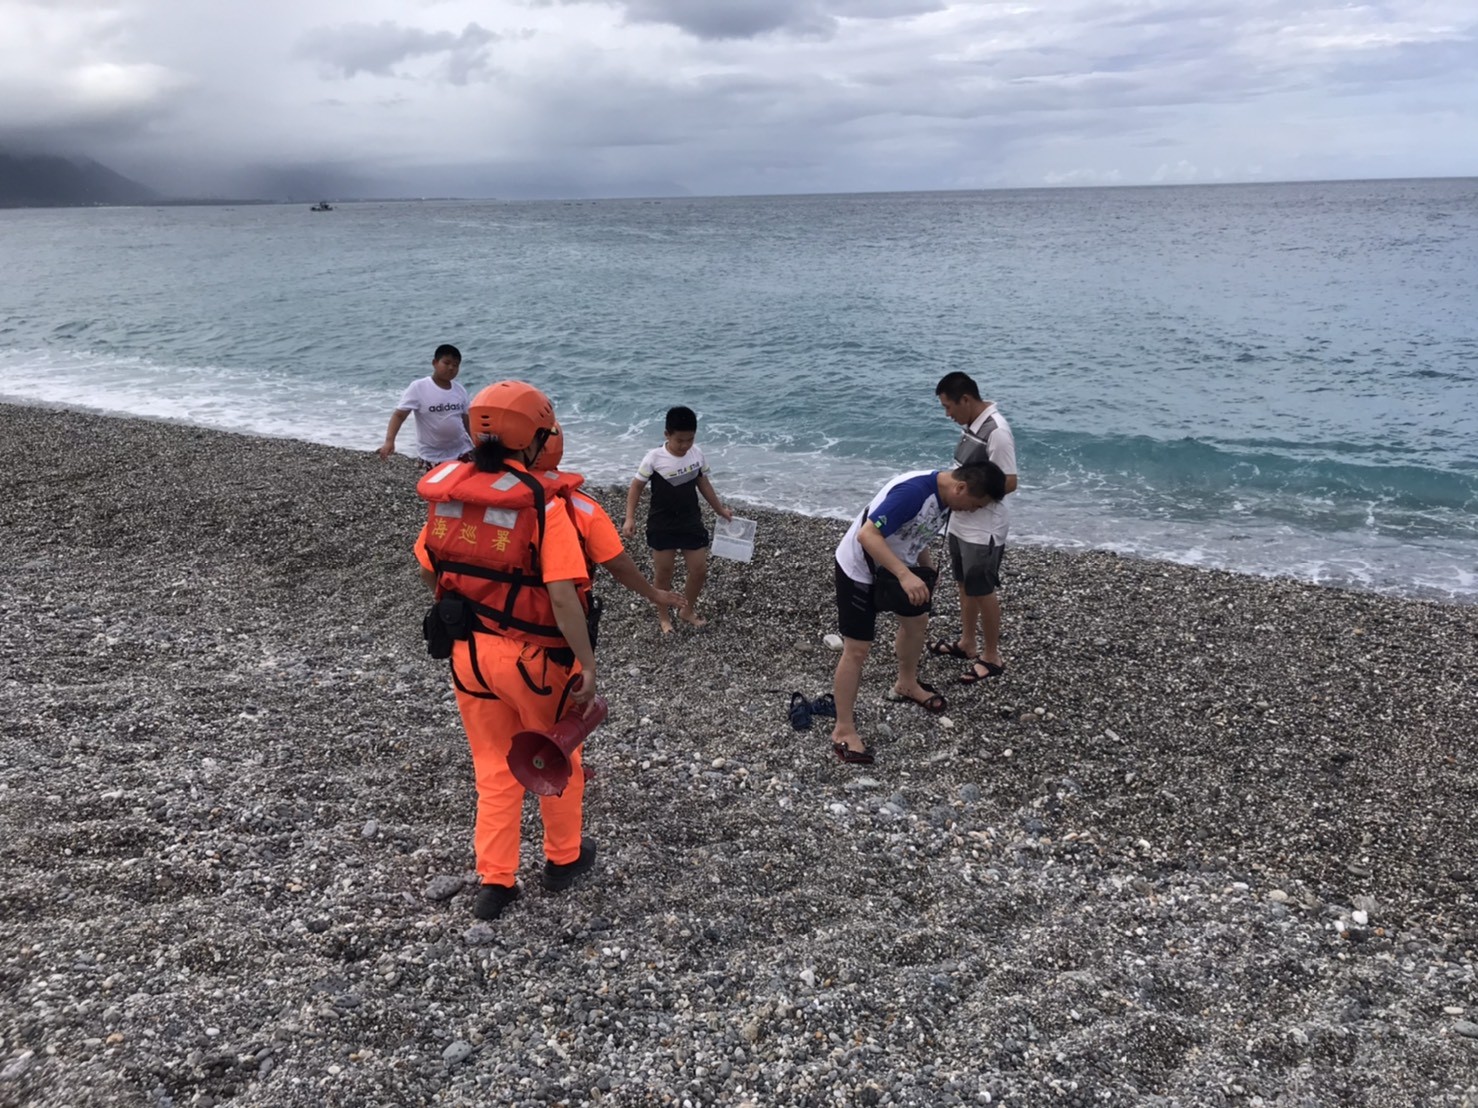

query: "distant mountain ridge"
(0, 150), (158, 208)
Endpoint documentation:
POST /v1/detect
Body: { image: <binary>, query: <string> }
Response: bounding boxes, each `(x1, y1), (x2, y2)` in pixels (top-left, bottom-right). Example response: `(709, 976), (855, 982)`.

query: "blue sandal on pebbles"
(787, 692), (813, 731)
(929, 639), (971, 661)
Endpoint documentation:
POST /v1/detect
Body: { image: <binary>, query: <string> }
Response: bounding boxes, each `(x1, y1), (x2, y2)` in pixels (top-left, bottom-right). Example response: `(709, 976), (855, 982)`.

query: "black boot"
(542, 838), (598, 892)
(473, 881), (520, 920)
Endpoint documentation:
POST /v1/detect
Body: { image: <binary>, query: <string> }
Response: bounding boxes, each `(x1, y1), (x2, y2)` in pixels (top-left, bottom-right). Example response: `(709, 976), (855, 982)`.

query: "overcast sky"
(3, 0), (1476, 198)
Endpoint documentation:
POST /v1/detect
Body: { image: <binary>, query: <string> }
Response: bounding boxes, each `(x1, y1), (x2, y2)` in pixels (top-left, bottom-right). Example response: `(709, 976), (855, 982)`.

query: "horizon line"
(5, 172), (1475, 212)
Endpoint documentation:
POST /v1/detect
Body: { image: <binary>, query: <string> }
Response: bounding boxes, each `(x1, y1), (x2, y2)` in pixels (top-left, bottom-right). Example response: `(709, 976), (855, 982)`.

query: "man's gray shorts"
(948, 534), (1005, 597)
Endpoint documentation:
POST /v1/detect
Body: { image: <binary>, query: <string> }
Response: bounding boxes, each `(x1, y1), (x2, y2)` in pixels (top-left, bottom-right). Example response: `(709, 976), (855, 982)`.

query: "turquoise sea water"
(2, 180), (1476, 600)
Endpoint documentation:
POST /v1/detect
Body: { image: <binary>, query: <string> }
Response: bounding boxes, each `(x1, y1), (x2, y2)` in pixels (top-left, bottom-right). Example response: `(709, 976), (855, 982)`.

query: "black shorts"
(948, 534), (1005, 597)
(835, 562), (879, 642)
(648, 527), (710, 552)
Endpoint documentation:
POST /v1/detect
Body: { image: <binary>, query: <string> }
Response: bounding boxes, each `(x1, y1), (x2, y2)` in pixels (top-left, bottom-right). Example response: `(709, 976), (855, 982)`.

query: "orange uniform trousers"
(450, 631), (586, 888)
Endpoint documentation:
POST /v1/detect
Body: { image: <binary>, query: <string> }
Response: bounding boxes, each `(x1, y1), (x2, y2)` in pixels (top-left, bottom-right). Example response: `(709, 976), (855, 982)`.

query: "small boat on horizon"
(309, 201), (334, 211)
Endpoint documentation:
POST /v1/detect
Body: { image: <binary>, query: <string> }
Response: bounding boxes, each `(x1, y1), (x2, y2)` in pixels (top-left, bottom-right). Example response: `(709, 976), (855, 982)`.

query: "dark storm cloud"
(535, 0), (943, 41)
(616, 0), (837, 40)
(4, 0), (1476, 198)
(295, 20), (499, 84)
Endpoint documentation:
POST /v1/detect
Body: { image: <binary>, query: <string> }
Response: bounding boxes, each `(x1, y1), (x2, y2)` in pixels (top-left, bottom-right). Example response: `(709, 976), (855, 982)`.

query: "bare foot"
(679, 608), (708, 628)
(658, 617), (674, 634)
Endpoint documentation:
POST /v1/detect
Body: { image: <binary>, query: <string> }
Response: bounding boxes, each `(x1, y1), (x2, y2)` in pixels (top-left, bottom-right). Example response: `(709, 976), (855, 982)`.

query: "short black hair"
(665, 406), (697, 433)
(935, 372), (980, 402)
(434, 344), (462, 362)
(952, 460), (1007, 503)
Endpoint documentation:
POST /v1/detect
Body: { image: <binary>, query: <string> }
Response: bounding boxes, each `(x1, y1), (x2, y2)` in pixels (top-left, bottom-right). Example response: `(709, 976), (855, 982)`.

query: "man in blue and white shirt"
(830, 464), (1007, 764)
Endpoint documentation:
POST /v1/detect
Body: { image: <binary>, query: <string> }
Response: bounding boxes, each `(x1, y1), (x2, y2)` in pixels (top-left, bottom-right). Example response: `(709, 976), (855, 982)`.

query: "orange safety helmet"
(533, 419), (564, 471)
(468, 380), (556, 452)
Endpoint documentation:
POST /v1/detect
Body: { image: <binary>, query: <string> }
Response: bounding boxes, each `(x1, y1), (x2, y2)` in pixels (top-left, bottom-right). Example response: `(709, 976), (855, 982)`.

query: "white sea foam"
(5, 344), (1473, 602)
(0, 347), (385, 454)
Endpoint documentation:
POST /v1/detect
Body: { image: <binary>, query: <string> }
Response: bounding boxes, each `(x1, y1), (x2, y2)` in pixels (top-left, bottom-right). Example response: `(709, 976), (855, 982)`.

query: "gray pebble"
(0, 1051), (34, 1080)
(424, 875), (464, 901)
(442, 1039), (474, 1065)
(6, 406), (1477, 1108)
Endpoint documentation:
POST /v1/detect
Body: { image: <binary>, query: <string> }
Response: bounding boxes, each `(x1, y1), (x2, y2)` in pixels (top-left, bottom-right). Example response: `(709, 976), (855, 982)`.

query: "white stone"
(1351, 909), (1369, 925)
(823, 634), (844, 650)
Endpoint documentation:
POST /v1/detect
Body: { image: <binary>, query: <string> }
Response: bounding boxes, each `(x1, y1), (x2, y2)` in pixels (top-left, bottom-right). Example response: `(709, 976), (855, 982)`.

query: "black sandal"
(885, 681), (947, 715)
(832, 742), (874, 765)
(959, 658), (1005, 685)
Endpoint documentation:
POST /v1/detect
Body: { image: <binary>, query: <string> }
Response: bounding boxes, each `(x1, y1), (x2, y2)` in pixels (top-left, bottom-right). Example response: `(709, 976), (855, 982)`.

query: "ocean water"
(2, 180), (1476, 601)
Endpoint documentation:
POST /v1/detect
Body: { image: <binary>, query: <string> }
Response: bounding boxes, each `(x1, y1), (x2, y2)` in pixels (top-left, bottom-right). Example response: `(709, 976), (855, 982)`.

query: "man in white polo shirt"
(933, 371), (1018, 682)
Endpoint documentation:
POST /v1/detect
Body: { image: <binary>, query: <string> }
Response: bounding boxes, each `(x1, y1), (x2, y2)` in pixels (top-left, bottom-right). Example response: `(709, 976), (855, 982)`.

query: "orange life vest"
(417, 461), (586, 649)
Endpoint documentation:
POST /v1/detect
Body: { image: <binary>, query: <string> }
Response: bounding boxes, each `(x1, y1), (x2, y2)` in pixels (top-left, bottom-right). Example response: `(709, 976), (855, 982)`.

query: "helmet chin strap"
(525, 427), (552, 464)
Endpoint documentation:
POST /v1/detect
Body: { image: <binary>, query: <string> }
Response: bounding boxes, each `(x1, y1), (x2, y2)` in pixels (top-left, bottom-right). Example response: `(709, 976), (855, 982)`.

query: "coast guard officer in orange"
(415, 381), (599, 921)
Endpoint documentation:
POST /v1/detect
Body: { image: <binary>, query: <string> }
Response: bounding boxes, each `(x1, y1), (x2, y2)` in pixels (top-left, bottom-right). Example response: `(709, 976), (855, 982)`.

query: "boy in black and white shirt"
(622, 406), (733, 633)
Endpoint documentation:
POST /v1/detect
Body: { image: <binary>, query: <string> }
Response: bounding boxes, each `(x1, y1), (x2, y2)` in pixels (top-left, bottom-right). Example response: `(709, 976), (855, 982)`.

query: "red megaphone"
(507, 696), (609, 796)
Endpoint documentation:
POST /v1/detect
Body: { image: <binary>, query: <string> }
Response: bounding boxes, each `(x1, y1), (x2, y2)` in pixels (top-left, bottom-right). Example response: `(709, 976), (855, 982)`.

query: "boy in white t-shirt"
(376, 344), (474, 469)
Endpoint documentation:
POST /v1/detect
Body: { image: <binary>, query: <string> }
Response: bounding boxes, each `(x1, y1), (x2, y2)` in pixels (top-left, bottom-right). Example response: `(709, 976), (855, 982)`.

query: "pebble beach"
(1, 402), (1475, 1107)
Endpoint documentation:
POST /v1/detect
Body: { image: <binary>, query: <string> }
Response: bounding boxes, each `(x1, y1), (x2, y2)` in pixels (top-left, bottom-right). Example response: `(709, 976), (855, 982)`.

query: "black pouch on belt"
(422, 594), (471, 659)
(546, 594), (602, 668)
(586, 593), (604, 652)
